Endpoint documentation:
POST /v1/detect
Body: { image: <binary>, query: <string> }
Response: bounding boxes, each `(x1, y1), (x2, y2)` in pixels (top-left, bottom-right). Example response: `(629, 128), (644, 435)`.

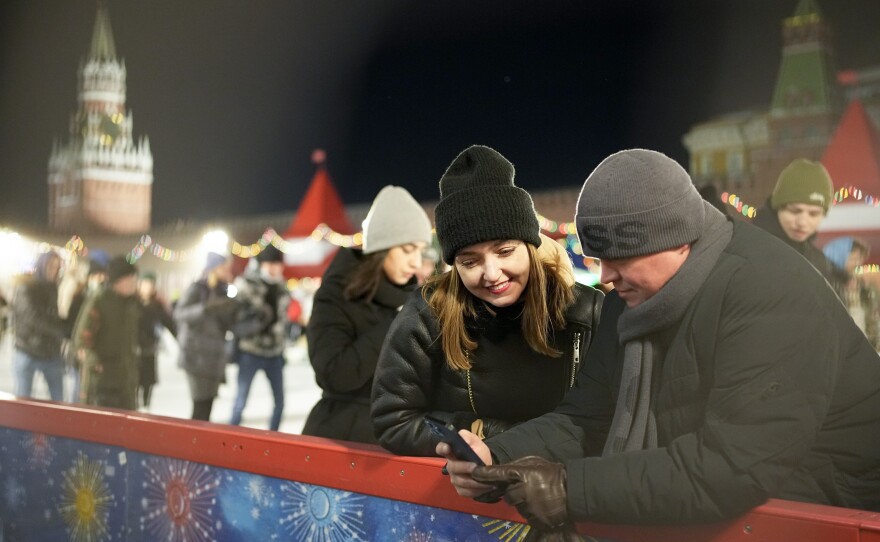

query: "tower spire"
(89, 2), (117, 62)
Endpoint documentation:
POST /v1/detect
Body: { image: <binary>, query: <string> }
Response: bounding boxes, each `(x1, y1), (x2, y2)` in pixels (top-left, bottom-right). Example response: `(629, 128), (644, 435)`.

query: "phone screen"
(424, 416), (485, 466)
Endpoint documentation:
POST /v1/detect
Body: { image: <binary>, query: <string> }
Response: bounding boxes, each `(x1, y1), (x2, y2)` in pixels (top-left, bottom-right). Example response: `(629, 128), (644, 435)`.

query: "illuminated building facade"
(47, 5), (153, 234)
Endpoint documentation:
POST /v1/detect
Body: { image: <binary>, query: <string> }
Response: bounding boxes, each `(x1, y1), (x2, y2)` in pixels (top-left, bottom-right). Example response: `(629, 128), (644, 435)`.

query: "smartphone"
(424, 416), (485, 466)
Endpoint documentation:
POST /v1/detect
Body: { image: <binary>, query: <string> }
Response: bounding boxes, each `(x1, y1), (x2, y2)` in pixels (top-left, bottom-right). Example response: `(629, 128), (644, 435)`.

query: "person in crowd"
(302, 185), (433, 443)
(174, 252), (239, 422)
(73, 255), (141, 409)
(61, 255), (109, 403)
(823, 236), (880, 349)
(415, 243), (441, 286)
(228, 244), (290, 431)
(0, 291), (8, 339)
(371, 145), (604, 456)
(441, 149), (880, 536)
(136, 272), (177, 410)
(754, 158), (834, 280)
(11, 250), (66, 401)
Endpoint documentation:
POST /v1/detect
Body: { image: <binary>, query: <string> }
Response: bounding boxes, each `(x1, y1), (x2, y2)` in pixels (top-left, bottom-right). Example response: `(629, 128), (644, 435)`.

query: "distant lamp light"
(201, 230), (229, 255)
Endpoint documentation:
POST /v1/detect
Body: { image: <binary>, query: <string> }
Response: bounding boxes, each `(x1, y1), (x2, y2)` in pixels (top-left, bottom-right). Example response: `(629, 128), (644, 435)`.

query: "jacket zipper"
(570, 331), (581, 389)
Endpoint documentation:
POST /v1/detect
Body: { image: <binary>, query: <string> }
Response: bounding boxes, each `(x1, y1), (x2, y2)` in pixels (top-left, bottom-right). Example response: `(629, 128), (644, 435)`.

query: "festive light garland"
(719, 192), (758, 218)
(833, 185), (880, 206)
(14, 185), (880, 268)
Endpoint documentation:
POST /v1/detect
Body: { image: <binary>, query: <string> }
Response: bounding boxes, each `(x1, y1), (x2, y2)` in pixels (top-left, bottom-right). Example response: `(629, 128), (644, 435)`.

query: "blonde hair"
(427, 242), (575, 370)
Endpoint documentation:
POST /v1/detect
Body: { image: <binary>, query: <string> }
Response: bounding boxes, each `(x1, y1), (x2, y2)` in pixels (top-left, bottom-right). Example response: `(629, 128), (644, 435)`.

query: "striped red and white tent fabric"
(818, 99), (880, 264)
(281, 153), (355, 278)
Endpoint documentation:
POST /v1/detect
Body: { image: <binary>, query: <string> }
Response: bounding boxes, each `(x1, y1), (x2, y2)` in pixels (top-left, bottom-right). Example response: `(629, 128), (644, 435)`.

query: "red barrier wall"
(2, 397), (879, 541)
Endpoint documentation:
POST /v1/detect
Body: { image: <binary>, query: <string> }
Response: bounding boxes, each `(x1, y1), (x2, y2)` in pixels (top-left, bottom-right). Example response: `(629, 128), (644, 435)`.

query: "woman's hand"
(436, 429), (496, 498)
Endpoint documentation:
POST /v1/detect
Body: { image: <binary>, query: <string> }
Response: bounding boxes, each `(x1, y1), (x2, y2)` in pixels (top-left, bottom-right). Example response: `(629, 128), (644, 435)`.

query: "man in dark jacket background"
(11, 250), (65, 401)
(73, 255), (141, 410)
(442, 149), (880, 533)
(753, 158), (834, 280)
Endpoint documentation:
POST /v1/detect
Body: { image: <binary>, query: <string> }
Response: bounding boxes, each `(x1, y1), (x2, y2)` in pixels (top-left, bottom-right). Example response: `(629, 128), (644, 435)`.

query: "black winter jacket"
(12, 277), (64, 360)
(371, 282), (603, 456)
(302, 248), (416, 444)
(487, 222), (880, 523)
(753, 203), (833, 281)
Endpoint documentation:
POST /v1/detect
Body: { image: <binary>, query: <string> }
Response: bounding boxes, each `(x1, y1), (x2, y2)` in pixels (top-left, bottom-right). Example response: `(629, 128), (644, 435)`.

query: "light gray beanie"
(575, 149), (705, 259)
(362, 185), (433, 254)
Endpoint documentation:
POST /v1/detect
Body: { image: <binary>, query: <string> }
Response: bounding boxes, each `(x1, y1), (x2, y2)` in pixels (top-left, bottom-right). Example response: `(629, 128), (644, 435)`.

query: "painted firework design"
(23, 432), (56, 470)
(280, 481), (366, 541)
(57, 453), (115, 542)
(139, 457), (222, 542)
(482, 518), (531, 541)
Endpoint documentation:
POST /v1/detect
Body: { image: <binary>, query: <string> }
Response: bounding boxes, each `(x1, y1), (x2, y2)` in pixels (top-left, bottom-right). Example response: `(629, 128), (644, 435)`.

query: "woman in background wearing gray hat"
(371, 145), (603, 456)
(301, 185), (433, 443)
(174, 252), (238, 422)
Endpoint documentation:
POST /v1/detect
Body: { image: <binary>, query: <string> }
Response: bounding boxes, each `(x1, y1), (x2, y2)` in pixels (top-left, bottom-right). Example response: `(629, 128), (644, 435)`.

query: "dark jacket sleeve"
(371, 294), (446, 456)
(306, 285), (394, 394)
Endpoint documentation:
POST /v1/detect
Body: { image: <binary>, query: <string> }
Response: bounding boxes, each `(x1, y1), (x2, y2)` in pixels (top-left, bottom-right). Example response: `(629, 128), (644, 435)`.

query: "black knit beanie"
(434, 145), (541, 264)
(256, 243), (284, 263)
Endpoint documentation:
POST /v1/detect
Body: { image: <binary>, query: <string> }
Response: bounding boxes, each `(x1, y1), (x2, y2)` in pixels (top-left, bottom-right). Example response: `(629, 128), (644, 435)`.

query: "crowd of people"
(2, 146), (879, 532)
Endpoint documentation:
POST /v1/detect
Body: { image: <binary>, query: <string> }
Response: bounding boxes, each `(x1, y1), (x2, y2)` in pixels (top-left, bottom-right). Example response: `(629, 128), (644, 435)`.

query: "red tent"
(817, 99), (880, 263)
(281, 152), (356, 278)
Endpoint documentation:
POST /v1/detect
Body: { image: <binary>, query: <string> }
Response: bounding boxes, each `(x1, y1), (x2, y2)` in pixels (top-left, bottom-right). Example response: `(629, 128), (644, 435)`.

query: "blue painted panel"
(0, 427), (532, 541)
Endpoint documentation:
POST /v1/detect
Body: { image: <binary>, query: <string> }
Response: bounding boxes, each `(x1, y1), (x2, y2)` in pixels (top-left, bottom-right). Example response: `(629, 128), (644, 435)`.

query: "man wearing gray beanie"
(441, 149), (880, 529)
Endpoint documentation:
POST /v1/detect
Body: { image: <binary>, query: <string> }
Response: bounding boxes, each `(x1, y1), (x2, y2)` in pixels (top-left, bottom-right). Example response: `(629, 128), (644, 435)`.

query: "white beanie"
(362, 185), (433, 254)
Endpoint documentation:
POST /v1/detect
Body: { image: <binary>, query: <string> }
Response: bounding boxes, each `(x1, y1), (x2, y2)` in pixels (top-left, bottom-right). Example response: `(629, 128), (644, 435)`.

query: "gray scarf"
(602, 203), (733, 456)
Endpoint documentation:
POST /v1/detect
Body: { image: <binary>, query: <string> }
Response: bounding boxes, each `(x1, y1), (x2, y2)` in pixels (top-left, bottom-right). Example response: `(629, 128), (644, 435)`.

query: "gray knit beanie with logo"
(362, 185), (433, 254)
(575, 149), (705, 259)
(434, 145), (541, 264)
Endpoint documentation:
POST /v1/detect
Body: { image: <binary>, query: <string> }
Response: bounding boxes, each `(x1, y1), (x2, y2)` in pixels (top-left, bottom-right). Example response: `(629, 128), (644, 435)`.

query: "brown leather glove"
(472, 455), (569, 530)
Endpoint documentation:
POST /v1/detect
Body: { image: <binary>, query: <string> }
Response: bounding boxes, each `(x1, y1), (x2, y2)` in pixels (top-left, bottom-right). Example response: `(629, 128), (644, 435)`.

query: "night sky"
(1, 1), (879, 230)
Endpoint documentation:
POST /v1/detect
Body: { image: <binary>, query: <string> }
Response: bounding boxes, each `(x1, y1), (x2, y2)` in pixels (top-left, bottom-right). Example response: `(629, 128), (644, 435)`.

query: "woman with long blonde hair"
(372, 145), (603, 456)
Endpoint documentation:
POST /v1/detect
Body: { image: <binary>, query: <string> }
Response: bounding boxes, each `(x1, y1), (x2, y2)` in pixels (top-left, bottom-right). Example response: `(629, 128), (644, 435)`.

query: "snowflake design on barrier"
(279, 482), (365, 541)
(23, 432), (56, 470)
(139, 457), (221, 542)
(58, 453), (114, 542)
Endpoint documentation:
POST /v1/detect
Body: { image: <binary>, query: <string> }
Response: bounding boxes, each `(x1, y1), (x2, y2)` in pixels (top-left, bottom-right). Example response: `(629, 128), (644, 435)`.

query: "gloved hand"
(472, 456), (569, 531)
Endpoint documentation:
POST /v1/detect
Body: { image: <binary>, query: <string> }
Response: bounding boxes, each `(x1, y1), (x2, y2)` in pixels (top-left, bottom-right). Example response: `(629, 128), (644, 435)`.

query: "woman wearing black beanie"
(371, 145), (604, 456)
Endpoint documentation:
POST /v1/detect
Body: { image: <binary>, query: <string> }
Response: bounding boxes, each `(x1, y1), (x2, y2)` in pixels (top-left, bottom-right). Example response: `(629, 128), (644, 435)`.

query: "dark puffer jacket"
(371, 282), (603, 456)
(12, 256), (64, 360)
(753, 203), (833, 281)
(487, 222), (880, 522)
(302, 248), (416, 444)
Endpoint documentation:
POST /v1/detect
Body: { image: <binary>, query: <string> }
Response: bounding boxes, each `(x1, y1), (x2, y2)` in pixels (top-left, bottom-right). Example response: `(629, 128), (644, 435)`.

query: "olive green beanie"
(770, 159), (834, 213)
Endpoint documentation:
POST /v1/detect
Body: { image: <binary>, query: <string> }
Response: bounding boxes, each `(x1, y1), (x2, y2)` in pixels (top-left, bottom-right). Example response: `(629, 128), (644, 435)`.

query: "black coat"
(302, 248), (415, 443)
(12, 277), (64, 360)
(487, 222), (880, 522)
(753, 204), (833, 281)
(371, 282), (603, 456)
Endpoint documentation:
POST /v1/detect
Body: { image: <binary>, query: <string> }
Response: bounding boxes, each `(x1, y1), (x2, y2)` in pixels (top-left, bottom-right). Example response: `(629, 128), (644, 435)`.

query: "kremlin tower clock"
(47, 5), (153, 234)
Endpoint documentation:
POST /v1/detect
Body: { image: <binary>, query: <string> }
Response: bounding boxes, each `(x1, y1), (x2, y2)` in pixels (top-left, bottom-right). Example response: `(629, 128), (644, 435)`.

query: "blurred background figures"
(229, 244), (291, 431)
(174, 252), (238, 421)
(11, 250), (65, 401)
(823, 237), (880, 349)
(136, 272), (177, 410)
(73, 256), (140, 409)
